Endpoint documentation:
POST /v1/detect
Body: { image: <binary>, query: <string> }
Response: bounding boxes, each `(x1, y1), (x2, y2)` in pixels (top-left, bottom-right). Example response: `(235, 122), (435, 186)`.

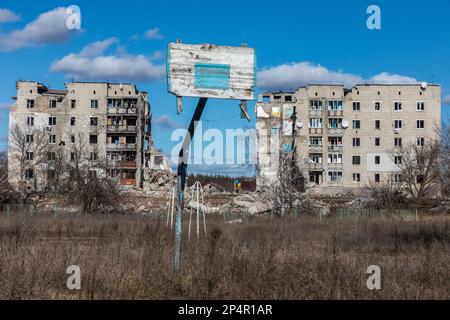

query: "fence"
(332, 207), (419, 221)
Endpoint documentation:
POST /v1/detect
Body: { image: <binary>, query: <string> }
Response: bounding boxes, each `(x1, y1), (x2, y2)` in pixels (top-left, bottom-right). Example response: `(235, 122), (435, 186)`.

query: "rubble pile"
(429, 200), (450, 215)
(144, 170), (176, 192)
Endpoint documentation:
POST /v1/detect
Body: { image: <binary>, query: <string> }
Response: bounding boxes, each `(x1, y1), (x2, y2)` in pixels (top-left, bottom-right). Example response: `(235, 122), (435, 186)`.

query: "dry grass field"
(0, 213), (448, 300)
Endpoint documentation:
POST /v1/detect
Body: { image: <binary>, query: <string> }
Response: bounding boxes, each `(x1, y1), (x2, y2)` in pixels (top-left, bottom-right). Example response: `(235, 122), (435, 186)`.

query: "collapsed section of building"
(256, 84), (441, 195)
(8, 80), (171, 192)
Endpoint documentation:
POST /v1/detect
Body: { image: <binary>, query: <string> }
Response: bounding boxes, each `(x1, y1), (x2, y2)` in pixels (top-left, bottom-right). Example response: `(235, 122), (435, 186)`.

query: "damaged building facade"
(8, 80), (170, 191)
(256, 84), (441, 194)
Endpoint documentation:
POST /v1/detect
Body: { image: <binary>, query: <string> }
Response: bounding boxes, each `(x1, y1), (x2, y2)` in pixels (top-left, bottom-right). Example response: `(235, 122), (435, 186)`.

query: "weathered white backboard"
(167, 43), (256, 101)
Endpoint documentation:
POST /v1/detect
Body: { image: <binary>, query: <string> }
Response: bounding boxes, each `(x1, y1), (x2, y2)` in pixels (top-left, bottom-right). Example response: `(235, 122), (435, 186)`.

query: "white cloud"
(144, 28), (164, 40)
(0, 8), (21, 24)
(0, 7), (78, 51)
(154, 115), (182, 131)
(442, 95), (450, 105)
(79, 37), (118, 57)
(257, 61), (419, 91)
(50, 39), (165, 82)
(0, 102), (12, 110)
(369, 72), (417, 84)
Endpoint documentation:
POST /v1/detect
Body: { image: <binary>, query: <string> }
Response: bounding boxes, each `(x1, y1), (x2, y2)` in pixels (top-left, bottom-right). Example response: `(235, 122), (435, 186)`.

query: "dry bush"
(0, 213), (448, 300)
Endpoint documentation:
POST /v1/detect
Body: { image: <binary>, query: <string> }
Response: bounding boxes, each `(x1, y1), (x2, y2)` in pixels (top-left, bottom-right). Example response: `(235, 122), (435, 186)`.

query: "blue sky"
(0, 0), (449, 175)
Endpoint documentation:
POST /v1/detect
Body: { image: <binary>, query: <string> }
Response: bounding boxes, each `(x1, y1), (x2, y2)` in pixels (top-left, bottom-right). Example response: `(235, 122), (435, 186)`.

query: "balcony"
(328, 145), (343, 152)
(107, 143), (137, 151)
(327, 110), (344, 117)
(309, 128), (324, 135)
(327, 178), (343, 185)
(107, 107), (137, 115)
(328, 127), (345, 136)
(309, 145), (324, 153)
(107, 125), (137, 133)
(308, 109), (323, 117)
(309, 162), (324, 170)
(327, 163), (343, 170)
(108, 160), (137, 169)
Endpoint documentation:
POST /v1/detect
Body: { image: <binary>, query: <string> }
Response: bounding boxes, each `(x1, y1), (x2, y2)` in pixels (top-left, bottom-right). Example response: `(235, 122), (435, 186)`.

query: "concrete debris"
(225, 218), (244, 224)
(186, 201), (220, 214)
(429, 200), (450, 215)
(144, 170), (176, 192)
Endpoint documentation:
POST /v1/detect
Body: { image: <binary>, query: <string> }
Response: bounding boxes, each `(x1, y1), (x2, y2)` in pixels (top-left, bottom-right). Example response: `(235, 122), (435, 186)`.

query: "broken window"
(70, 153), (75, 161)
(71, 100), (76, 109)
(90, 152), (98, 161)
(25, 169), (34, 180)
(49, 116), (57, 126)
(352, 102), (360, 111)
(47, 152), (56, 161)
(374, 102), (381, 111)
(89, 135), (98, 144)
(309, 100), (323, 110)
(375, 137), (381, 146)
(394, 120), (403, 129)
(48, 100), (57, 109)
(90, 117), (98, 126)
(394, 138), (402, 148)
(353, 173), (361, 182)
(328, 118), (342, 129)
(328, 137), (343, 146)
(328, 171), (343, 182)
(328, 100), (343, 111)
(309, 137), (323, 146)
(394, 156), (402, 165)
(285, 95), (292, 102)
(26, 152), (34, 160)
(309, 118), (322, 128)
(375, 174), (381, 183)
(70, 135), (75, 144)
(27, 117), (34, 126)
(26, 134), (34, 143)
(375, 156), (381, 165)
(154, 155), (164, 165)
(417, 120), (425, 129)
(352, 138), (361, 147)
(126, 136), (136, 144)
(328, 153), (342, 164)
(108, 99), (122, 107)
(309, 153), (323, 164)
(49, 135), (56, 144)
(417, 137), (425, 147)
(352, 156), (361, 165)
(394, 102), (402, 111)
(70, 117), (76, 126)
(27, 100), (35, 109)
(352, 120), (361, 129)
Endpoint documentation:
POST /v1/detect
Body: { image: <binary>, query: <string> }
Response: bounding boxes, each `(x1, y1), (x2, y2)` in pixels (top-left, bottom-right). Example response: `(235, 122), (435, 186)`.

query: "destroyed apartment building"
(256, 83), (441, 195)
(8, 80), (171, 192)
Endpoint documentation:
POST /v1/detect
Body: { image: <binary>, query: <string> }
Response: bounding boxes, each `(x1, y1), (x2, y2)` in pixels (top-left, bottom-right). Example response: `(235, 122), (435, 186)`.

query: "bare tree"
(59, 133), (120, 213)
(439, 123), (450, 198)
(365, 174), (406, 210)
(272, 149), (308, 216)
(393, 139), (441, 201)
(9, 123), (50, 202)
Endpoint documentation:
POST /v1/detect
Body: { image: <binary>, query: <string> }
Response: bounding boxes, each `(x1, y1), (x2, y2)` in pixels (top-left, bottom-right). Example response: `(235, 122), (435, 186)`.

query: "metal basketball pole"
(173, 97), (208, 273)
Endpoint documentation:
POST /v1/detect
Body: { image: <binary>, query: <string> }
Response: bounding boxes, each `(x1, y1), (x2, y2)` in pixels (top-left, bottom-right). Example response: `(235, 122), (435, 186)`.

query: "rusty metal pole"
(173, 97), (207, 273)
